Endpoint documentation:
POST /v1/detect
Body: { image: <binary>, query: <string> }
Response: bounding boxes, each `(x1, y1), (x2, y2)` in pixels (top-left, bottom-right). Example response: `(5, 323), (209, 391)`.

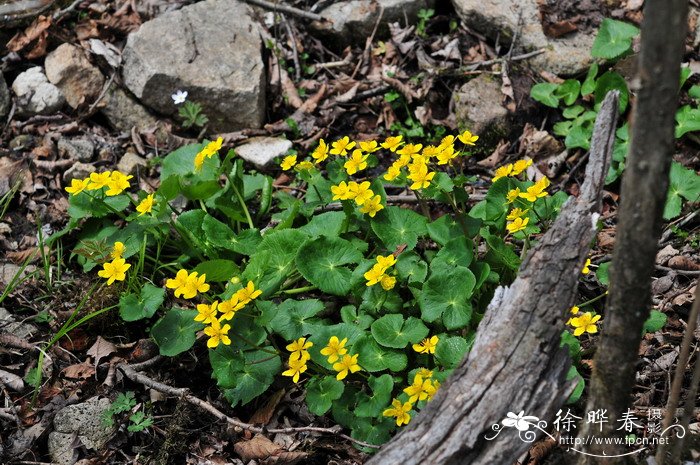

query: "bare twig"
(238, 0), (326, 22)
(352, 6), (384, 79)
(53, 0), (82, 21)
(117, 362), (380, 449)
(654, 265), (700, 276)
(281, 15), (301, 81)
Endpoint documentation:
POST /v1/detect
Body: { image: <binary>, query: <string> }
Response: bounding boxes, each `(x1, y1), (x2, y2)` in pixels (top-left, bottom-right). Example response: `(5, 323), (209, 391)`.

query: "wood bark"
(577, 2), (689, 463)
(365, 92), (619, 465)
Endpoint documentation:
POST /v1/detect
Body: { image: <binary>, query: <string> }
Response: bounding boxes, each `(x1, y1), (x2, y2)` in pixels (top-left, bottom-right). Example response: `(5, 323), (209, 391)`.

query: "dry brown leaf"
(526, 436), (557, 465)
(234, 434), (282, 462)
(62, 362), (95, 380)
(86, 336), (117, 368)
(477, 140), (509, 168)
(667, 256), (700, 271)
(0, 368), (25, 391)
(7, 15), (52, 55)
(656, 244), (679, 266)
(249, 389), (286, 425)
(542, 20), (578, 38)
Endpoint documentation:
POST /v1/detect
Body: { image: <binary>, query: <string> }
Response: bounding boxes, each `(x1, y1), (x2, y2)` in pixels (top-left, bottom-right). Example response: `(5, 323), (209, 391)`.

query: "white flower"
(171, 90), (188, 105)
(502, 411), (539, 431)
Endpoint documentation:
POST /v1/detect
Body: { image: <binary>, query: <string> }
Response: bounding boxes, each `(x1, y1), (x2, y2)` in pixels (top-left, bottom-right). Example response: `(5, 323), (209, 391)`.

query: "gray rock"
(45, 43), (105, 109)
(49, 397), (114, 465)
(58, 137), (95, 162)
(0, 72), (9, 120)
(116, 151), (147, 175)
(451, 0), (595, 75)
(235, 137), (293, 168)
(310, 0), (434, 45)
(100, 84), (159, 132)
(0, 306), (38, 340)
(452, 74), (509, 137)
(11, 67), (65, 116)
(64, 162), (96, 182)
(122, 0), (265, 132)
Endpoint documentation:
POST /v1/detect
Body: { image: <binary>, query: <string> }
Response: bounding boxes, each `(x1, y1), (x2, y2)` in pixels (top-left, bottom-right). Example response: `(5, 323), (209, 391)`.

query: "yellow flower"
(294, 160), (314, 171)
(436, 145), (457, 165)
(87, 171), (112, 190)
(403, 374), (437, 403)
(331, 181), (352, 201)
(383, 399), (412, 426)
(506, 208), (528, 221)
(506, 217), (529, 234)
(280, 155), (297, 171)
(417, 368), (433, 379)
(65, 178), (90, 195)
(438, 135), (455, 151)
(166, 270), (209, 299)
(359, 140), (380, 153)
(395, 154), (412, 168)
(359, 194), (384, 217)
(380, 274), (396, 290)
(218, 296), (245, 320)
(204, 137), (223, 155)
(344, 149), (368, 175)
(282, 357), (307, 383)
(412, 335), (438, 354)
(136, 194), (155, 216)
(194, 151), (207, 171)
(235, 281), (262, 305)
(320, 336), (348, 363)
(396, 143), (422, 158)
(348, 181), (373, 205)
(582, 258), (592, 275)
(286, 337), (313, 359)
(383, 163), (402, 181)
(364, 264), (385, 286)
(97, 257), (131, 285)
(204, 318), (231, 348)
(333, 353), (361, 380)
(105, 171), (133, 196)
(571, 305), (580, 314)
(330, 136), (355, 156)
(519, 178), (549, 202)
(376, 254), (396, 271)
(570, 312), (601, 337)
(111, 242), (125, 260)
(506, 188), (521, 203)
(492, 164), (513, 182)
(195, 301), (219, 324)
(311, 139), (329, 163)
(457, 130), (479, 146)
(408, 164), (435, 190)
(381, 135), (403, 152)
(421, 145), (440, 159)
(511, 158), (533, 175)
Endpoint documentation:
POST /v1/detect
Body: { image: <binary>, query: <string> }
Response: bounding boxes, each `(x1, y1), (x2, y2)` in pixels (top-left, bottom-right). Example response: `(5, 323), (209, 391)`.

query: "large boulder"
(48, 397), (114, 465)
(100, 84), (159, 132)
(452, 74), (510, 140)
(122, 0), (265, 132)
(451, 0), (595, 75)
(45, 43), (105, 109)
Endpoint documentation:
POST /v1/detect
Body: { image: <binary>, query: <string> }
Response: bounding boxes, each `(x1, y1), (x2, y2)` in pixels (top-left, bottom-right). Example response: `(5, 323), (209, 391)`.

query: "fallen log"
(366, 91), (619, 465)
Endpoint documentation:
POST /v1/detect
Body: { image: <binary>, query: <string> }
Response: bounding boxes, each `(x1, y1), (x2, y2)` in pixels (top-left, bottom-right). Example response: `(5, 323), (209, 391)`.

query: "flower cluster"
(494, 159), (552, 235)
(65, 170), (133, 197)
(331, 181), (384, 217)
(383, 369), (440, 426)
(363, 254), (397, 290)
(97, 241), (131, 285)
(194, 137), (224, 171)
(282, 337), (313, 383)
(166, 269), (210, 299)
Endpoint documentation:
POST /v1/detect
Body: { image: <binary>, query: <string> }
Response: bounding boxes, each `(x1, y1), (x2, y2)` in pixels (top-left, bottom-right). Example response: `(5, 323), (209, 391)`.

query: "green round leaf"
(419, 266), (475, 328)
(370, 314), (429, 349)
(430, 236), (473, 274)
(269, 299), (325, 340)
(435, 335), (472, 369)
(591, 18), (639, 60)
(594, 71), (629, 113)
(193, 259), (240, 282)
(296, 236), (363, 295)
(119, 283), (165, 321)
(242, 229), (309, 296)
(555, 79), (581, 106)
(370, 206), (427, 250)
(212, 347), (281, 407)
(151, 308), (202, 356)
(354, 336), (407, 372)
(530, 83), (560, 108)
(355, 374), (394, 418)
(396, 251), (428, 284)
(306, 376), (345, 415)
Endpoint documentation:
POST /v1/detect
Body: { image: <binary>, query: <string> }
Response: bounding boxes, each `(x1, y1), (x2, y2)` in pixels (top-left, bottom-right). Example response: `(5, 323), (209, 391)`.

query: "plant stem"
(282, 285), (317, 295)
(230, 181), (255, 229)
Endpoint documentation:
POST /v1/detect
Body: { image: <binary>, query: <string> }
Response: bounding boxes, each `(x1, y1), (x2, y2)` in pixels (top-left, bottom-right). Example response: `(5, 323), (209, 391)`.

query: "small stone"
(64, 162), (96, 182)
(58, 137), (95, 162)
(9, 134), (37, 152)
(11, 67), (65, 116)
(452, 74), (510, 138)
(45, 43), (105, 109)
(235, 137), (293, 168)
(121, 0), (265, 132)
(116, 151), (147, 175)
(100, 84), (159, 132)
(310, 0), (435, 45)
(656, 244), (679, 266)
(0, 72), (9, 120)
(651, 274), (675, 295)
(0, 307), (38, 339)
(49, 397), (114, 465)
